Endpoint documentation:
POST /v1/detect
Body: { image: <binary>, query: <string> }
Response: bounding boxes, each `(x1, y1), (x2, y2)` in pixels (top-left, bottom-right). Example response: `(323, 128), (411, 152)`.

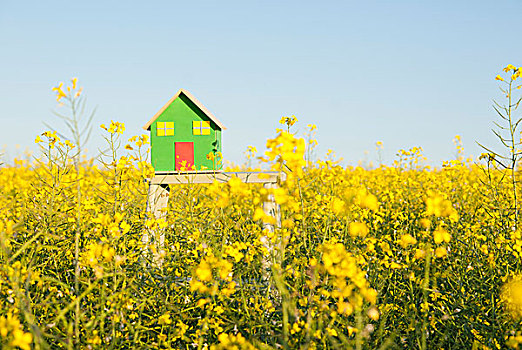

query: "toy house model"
(143, 89), (226, 173)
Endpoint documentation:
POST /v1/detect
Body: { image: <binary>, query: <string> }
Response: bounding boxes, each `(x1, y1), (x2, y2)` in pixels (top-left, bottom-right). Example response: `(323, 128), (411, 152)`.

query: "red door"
(175, 142), (195, 171)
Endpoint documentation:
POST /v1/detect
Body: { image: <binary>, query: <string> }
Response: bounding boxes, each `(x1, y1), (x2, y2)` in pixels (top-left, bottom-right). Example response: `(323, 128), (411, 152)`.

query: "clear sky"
(1, 0), (521, 167)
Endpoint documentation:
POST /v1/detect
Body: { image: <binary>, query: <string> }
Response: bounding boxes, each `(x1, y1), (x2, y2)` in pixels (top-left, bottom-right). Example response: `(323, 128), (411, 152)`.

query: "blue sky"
(1, 0), (521, 167)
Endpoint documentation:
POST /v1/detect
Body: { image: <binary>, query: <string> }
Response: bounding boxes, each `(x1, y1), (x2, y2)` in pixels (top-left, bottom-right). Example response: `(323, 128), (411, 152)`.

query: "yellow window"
(193, 121), (211, 135)
(157, 122), (165, 136)
(201, 121), (210, 135)
(192, 121), (201, 135)
(165, 122), (174, 136)
(157, 121), (174, 136)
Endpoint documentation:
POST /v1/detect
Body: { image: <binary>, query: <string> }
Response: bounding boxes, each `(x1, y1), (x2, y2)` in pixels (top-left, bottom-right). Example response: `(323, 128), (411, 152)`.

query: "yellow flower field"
(2, 68), (522, 349)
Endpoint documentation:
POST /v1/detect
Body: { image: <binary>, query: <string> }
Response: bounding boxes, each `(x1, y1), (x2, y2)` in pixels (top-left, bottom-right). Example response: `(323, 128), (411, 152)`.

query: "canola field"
(2, 70), (522, 349)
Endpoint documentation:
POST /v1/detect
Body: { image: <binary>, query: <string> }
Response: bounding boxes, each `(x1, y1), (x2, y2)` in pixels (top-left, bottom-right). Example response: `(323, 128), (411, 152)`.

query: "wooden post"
(262, 182), (281, 232)
(143, 182), (170, 264)
(260, 182), (281, 278)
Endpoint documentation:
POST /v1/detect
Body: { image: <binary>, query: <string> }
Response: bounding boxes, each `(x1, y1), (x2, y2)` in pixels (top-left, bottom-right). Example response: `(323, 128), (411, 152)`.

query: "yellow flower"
(34, 135), (42, 143)
(75, 87), (83, 97)
(331, 197), (346, 215)
(337, 300), (354, 315)
(425, 191), (458, 220)
(356, 189), (379, 211)
(197, 298), (208, 308)
(414, 249), (426, 260)
(349, 221), (369, 238)
(347, 326), (358, 336)
(433, 228), (451, 244)
(158, 313), (172, 325)
(420, 218), (431, 229)
(211, 333), (255, 349)
(195, 261), (212, 282)
(400, 234), (417, 248)
(326, 328), (338, 337)
(495, 75), (504, 81)
(10, 329), (32, 350)
(435, 246), (447, 258)
(502, 276), (522, 319)
(279, 115), (298, 127)
(52, 82), (67, 101)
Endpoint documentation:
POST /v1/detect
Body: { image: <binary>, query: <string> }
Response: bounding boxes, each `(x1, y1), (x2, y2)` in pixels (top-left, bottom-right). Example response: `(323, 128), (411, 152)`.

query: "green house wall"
(150, 94), (222, 172)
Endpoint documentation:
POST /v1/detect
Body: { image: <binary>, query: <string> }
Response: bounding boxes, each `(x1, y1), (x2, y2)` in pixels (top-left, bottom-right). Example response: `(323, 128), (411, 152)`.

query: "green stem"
(508, 79), (518, 229)
(421, 244), (432, 350)
(356, 306), (362, 350)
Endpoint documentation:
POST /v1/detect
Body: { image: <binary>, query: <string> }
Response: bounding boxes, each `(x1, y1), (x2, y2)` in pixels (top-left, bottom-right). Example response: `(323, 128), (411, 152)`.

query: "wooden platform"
(149, 171), (281, 185)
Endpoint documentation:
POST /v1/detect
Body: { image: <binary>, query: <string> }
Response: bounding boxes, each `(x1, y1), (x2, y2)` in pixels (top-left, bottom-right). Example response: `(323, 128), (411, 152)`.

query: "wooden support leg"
(261, 182), (281, 276)
(262, 182), (281, 232)
(143, 182), (170, 265)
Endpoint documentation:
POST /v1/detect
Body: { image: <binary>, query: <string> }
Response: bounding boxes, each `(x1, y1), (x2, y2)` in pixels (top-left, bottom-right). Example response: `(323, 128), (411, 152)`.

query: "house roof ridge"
(142, 89), (226, 131)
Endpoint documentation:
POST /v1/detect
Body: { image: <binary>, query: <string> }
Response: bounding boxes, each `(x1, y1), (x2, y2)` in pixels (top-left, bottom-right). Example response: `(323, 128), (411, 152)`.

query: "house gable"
(148, 90), (223, 172)
(143, 89), (226, 131)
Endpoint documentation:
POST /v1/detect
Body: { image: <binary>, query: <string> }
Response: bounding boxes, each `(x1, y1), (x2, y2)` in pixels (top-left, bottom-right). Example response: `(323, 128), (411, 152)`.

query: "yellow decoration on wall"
(157, 121), (174, 136)
(165, 122), (174, 136)
(157, 122), (165, 136)
(202, 121), (210, 135)
(193, 121), (201, 135)
(193, 121), (211, 135)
